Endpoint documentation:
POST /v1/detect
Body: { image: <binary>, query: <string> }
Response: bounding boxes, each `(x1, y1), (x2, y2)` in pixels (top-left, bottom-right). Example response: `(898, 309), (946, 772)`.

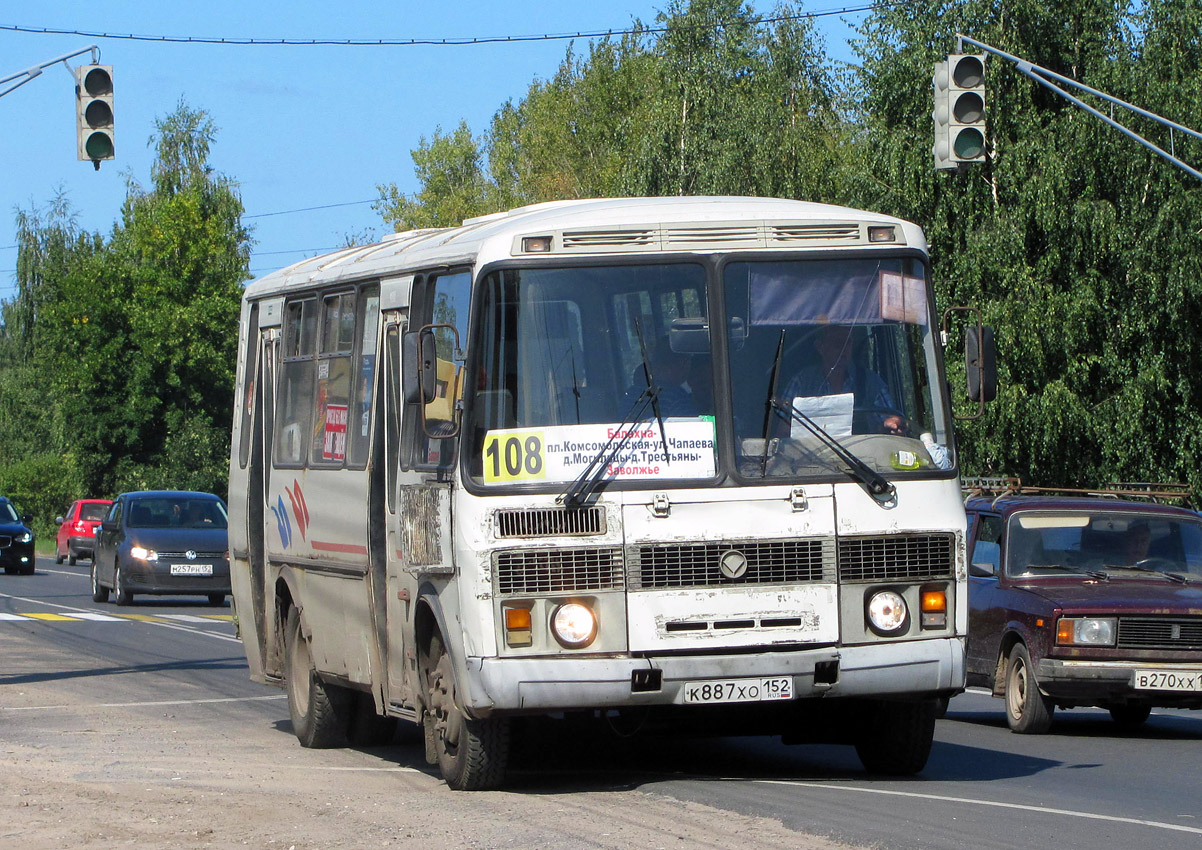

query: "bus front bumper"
(462, 637), (964, 715)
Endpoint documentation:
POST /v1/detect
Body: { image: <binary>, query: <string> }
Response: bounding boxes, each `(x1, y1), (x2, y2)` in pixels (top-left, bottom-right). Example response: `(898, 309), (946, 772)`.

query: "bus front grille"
(837, 533), (955, 582)
(494, 506), (605, 538)
(494, 547), (623, 595)
(627, 539), (835, 590)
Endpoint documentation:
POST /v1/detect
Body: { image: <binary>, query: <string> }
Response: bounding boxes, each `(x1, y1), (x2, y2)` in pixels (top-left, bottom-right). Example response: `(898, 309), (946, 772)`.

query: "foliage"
(0, 100), (250, 521)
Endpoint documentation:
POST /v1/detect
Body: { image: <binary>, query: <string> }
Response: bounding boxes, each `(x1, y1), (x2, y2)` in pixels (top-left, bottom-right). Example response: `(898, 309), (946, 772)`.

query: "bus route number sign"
(483, 430), (546, 483)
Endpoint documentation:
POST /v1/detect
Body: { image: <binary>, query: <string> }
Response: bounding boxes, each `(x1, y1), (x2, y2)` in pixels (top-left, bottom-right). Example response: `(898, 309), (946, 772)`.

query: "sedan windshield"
(127, 497), (228, 529)
(0, 502), (17, 523)
(1006, 511), (1202, 578)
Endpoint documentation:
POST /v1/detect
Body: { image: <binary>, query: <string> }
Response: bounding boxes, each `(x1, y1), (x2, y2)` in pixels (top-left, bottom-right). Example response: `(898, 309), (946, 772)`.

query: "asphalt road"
(3, 556), (1201, 849)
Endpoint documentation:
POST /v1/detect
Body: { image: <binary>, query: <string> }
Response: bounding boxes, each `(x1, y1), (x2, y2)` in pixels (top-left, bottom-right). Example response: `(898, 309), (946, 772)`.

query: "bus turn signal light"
(921, 589), (947, 629)
(504, 606), (533, 648)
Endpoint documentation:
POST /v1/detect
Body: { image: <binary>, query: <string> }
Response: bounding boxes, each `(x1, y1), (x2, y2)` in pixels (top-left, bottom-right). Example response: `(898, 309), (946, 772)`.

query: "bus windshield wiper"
(558, 322), (668, 507)
(763, 331), (895, 503)
(557, 386), (655, 507)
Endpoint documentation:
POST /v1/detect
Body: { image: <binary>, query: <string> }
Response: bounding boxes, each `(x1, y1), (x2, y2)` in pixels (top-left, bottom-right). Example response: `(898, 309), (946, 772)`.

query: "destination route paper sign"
(481, 418), (716, 485)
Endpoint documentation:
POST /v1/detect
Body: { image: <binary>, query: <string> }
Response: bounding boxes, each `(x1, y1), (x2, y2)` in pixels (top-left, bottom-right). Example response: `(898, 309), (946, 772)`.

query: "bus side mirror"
(402, 330), (438, 405)
(966, 324), (997, 403)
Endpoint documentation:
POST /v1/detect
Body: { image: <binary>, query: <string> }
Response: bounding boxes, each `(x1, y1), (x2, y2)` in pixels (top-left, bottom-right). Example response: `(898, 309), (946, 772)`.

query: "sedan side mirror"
(970, 562), (997, 578)
(21, 514), (32, 525)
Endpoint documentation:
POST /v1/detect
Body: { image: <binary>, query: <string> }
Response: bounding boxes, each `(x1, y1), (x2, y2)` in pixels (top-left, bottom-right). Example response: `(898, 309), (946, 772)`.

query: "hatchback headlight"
(16, 532), (32, 543)
(866, 589), (909, 636)
(1056, 617), (1116, 646)
(129, 546), (158, 561)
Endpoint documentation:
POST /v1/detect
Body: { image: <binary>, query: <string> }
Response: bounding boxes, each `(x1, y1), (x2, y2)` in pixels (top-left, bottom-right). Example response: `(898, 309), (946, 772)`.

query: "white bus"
(228, 196), (984, 790)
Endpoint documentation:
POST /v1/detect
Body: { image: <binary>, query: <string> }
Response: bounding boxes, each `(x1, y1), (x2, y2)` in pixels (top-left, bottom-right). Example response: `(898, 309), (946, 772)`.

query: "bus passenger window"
(274, 298), (318, 466)
(312, 291), (356, 466)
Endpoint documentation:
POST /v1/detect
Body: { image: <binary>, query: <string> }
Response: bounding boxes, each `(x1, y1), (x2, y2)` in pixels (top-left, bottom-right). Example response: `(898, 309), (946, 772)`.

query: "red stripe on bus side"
(310, 540), (369, 555)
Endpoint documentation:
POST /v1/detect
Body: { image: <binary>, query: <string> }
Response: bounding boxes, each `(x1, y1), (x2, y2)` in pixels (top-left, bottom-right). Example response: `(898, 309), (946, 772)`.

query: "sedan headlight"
(1057, 617), (1116, 646)
(16, 532), (32, 543)
(550, 602), (598, 649)
(866, 589), (909, 636)
(129, 546), (158, 561)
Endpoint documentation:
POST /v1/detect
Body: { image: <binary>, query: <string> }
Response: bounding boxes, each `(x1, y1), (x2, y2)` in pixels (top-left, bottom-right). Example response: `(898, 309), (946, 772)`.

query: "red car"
(965, 483), (1202, 733)
(55, 499), (113, 565)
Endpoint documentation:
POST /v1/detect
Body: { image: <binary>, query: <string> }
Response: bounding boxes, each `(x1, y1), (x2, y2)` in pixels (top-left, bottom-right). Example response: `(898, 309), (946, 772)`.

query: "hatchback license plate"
(683, 677), (792, 704)
(170, 564), (213, 576)
(1133, 670), (1202, 691)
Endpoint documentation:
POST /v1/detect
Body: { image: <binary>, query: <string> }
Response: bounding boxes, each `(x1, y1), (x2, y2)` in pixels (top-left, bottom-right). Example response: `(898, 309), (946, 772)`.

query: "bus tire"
(425, 634), (509, 791)
(285, 606), (350, 748)
(1004, 643), (1054, 734)
(854, 698), (936, 775)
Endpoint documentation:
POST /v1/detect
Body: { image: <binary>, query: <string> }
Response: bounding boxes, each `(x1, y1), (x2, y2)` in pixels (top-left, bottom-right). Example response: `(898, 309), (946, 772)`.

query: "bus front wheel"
(424, 634), (509, 791)
(285, 606), (350, 748)
(853, 698), (937, 775)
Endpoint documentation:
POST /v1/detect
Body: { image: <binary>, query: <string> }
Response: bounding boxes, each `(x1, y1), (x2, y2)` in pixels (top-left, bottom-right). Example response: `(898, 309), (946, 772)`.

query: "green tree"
(846, 0), (1202, 492)
(376, 121), (493, 230)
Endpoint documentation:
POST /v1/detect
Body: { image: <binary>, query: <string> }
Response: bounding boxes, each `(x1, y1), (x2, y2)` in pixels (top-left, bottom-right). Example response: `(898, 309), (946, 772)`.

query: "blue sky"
(0, 1), (864, 298)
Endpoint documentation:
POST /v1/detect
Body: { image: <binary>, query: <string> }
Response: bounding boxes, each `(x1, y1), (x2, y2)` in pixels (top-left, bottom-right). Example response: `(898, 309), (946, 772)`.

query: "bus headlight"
(551, 602), (598, 649)
(866, 590), (909, 636)
(1057, 617), (1116, 646)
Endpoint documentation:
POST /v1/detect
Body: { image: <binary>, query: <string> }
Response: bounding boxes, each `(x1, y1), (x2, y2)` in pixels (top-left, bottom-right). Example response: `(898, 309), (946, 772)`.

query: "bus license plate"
(683, 677), (793, 704)
(1133, 670), (1202, 691)
(170, 564), (213, 576)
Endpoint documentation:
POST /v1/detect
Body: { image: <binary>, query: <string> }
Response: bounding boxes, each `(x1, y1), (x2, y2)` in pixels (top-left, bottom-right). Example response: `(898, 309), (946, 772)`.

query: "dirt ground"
(0, 676), (857, 850)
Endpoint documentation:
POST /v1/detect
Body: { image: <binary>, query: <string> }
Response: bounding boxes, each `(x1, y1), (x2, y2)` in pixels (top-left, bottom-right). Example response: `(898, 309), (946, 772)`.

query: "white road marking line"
(758, 780), (1202, 835)
(68, 612), (127, 622)
(0, 694), (286, 712)
(0, 613), (26, 620)
(159, 614), (214, 623)
(0, 591), (240, 642)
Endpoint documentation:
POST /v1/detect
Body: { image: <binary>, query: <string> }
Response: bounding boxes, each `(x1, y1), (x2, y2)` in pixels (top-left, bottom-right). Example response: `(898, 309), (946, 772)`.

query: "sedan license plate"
(682, 677), (792, 704)
(1133, 669), (1202, 692)
(170, 563), (213, 576)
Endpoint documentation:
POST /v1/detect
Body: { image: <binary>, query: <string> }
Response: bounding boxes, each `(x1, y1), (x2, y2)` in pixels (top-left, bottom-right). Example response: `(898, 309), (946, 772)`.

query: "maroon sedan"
(966, 489), (1202, 733)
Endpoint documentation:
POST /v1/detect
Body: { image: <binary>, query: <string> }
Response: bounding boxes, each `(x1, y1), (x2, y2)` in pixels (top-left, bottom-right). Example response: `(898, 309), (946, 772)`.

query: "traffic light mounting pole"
(0, 45), (99, 100)
(957, 33), (1202, 183)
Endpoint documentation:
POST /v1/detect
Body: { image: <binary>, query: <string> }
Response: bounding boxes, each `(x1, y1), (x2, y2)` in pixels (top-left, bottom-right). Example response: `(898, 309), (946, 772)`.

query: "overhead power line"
(1, 5), (885, 47)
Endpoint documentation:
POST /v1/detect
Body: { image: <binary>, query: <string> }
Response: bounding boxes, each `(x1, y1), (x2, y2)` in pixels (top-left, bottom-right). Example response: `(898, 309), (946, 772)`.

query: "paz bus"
(228, 196), (987, 790)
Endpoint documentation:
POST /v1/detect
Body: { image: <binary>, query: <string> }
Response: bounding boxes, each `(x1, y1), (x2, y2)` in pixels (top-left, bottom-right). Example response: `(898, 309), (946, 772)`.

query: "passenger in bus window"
(625, 343), (698, 418)
(781, 324), (904, 435)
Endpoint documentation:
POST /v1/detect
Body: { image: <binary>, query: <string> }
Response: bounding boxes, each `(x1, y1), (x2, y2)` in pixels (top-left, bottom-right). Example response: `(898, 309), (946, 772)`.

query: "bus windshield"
(464, 257), (951, 487)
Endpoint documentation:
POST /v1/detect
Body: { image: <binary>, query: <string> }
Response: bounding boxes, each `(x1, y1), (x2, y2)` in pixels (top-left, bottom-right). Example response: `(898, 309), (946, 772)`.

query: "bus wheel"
(425, 634), (509, 791)
(854, 698), (936, 775)
(285, 606), (349, 748)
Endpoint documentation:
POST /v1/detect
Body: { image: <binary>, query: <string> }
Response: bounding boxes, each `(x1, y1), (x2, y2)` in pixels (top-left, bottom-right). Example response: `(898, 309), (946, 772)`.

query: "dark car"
(92, 490), (230, 606)
(54, 498), (114, 565)
(965, 482), (1202, 733)
(0, 497), (36, 575)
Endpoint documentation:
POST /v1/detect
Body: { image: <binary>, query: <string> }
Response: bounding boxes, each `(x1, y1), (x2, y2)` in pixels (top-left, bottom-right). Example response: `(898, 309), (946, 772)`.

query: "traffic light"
(75, 64), (114, 168)
(947, 53), (986, 164)
(933, 53), (987, 169)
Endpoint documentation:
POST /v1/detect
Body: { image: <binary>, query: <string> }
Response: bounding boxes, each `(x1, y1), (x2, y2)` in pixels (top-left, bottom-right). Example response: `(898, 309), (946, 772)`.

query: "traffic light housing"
(933, 53), (987, 169)
(75, 64), (114, 168)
